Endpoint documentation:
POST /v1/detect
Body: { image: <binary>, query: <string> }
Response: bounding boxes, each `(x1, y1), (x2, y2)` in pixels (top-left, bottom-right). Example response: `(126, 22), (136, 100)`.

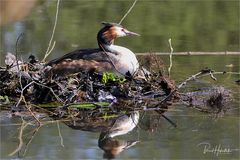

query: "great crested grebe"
(46, 22), (140, 76)
(100, 111), (139, 139)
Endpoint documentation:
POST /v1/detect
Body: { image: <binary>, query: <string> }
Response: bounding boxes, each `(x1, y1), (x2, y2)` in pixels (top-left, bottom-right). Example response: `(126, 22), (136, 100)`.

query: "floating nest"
(0, 53), (234, 122)
(0, 53), (179, 120)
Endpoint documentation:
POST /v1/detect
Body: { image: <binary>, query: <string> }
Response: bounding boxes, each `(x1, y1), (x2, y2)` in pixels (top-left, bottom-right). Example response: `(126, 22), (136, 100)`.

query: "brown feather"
(103, 27), (117, 43)
(50, 59), (114, 76)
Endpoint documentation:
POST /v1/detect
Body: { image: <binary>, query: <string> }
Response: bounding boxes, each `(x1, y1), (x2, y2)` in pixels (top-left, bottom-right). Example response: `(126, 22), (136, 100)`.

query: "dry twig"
(119, 0), (138, 24)
(168, 38), (173, 78)
(177, 70), (240, 89)
(42, 0), (60, 62)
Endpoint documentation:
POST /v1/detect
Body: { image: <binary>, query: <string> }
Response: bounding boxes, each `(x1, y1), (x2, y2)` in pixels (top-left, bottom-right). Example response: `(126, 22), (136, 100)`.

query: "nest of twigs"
(0, 52), (234, 121)
(0, 53), (179, 119)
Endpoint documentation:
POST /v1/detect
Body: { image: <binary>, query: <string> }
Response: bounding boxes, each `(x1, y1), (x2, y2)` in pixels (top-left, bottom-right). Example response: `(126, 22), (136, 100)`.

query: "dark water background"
(0, 0), (239, 159)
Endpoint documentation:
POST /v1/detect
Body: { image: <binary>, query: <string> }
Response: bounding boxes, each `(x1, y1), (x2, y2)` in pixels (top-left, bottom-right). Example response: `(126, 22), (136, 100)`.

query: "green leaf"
(0, 95), (10, 104)
(102, 72), (126, 84)
(68, 102), (110, 109)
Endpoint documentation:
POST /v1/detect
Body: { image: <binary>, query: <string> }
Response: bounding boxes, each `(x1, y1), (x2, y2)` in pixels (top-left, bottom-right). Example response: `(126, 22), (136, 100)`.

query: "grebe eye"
(121, 28), (125, 32)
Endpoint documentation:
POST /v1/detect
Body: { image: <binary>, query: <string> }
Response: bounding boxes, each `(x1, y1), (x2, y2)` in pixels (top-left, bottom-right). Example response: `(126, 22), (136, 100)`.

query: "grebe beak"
(125, 30), (140, 36)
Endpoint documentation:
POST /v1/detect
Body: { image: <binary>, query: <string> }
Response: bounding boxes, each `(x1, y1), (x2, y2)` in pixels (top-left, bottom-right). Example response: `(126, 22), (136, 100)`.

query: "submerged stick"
(9, 119), (28, 156)
(161, 114), (177, 128)
(57, 120), (64, 147)
(23, 125), (42, 156)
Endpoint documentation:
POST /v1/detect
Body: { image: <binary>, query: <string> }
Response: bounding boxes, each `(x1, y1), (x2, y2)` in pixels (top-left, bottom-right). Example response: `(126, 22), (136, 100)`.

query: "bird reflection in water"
(98, 111), (140, 159)
(64, 111), (140, 159)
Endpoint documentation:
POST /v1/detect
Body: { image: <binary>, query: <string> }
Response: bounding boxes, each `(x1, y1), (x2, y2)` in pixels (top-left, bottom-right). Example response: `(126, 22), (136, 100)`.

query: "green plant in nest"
(102, 72), (126, 84)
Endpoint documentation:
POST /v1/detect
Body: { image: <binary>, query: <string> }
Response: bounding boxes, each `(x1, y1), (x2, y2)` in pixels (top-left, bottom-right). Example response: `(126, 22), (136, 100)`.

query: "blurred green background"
(0, 0), (239, 65)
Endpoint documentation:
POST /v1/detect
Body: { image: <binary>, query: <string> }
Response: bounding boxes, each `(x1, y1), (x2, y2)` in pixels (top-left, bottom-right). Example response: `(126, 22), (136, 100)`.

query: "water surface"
(1, 55), (239, 159)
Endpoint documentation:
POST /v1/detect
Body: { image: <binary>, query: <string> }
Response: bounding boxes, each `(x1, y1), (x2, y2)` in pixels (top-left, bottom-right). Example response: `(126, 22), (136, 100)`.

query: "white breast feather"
(110, 45), (139, 75)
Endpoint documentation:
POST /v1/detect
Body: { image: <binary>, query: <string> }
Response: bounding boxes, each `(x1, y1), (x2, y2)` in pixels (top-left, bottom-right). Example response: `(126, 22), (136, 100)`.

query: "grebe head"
(97, 22), (140, 48)
(102, 22), (140, 37)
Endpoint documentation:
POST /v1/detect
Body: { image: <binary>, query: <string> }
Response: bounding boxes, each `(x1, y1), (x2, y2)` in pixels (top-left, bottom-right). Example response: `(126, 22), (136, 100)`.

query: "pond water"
(0, 0), (239, 159)
(0, 55), (239, 159)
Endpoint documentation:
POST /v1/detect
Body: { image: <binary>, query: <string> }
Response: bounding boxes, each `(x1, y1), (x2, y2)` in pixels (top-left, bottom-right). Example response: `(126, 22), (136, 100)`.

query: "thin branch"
(15, 78), (63, 125)
(16, 80), (63, 107)
(198, 71), (240, 79)
(15, 81), (34, 107)
(119, 0), (138, 24)
(15, 79), (41, 125)
(177, 70), (240, 89)
(42, 0), (60, 62)
(32, 81), (64, 103)
(16, 73), (41, 125)
(15, 33), (24, 71)
(22, 96), (41, 125)
(177, 71), (203, 89)
(135, 52), (240, 55)
(168, 38), (173, 78)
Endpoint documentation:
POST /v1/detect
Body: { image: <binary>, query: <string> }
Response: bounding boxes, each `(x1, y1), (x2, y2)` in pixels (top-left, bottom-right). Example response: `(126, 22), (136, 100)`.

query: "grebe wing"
(47, 48), (111, 66)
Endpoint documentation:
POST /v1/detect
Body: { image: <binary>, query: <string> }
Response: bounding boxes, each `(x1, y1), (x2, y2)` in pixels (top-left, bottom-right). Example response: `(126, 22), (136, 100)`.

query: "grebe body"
(47, 22), (140, 76)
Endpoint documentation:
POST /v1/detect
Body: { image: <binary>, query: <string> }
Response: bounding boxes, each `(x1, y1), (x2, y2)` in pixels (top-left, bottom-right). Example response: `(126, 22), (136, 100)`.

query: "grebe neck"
(97, 27), (118, 53)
